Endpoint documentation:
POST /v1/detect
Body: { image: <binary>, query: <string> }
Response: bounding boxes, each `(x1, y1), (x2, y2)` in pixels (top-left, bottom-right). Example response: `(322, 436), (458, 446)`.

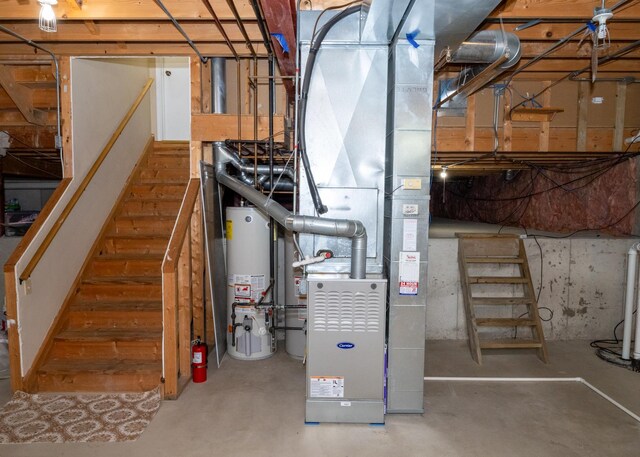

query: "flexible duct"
(214, 142), (367, 279)
(437, 30), (521, 106)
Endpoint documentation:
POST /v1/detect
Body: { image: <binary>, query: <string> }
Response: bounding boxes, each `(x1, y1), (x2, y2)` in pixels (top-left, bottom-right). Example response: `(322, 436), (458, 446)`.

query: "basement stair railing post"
(162, 178), (200, 399)
(18, 78), (154, 283)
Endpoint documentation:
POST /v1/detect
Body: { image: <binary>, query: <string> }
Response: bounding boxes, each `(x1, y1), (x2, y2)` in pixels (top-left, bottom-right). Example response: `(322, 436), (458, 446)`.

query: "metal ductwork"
(436, 30), (521, 107)
(216, 141), (295, 191)
(214, 142), (367, 279)
(211, 57), (226, 114)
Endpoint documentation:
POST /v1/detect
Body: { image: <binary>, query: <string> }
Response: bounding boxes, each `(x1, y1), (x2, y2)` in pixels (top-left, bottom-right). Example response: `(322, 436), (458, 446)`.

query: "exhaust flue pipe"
(214, 142), (367, 279)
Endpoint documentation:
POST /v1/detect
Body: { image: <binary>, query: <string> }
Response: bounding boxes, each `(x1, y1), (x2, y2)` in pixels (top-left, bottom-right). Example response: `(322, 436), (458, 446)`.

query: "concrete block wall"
(427, 237), (632, 340)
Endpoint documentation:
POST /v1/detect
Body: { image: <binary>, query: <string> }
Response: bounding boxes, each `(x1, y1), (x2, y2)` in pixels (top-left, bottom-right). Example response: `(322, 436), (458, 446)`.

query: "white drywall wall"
(12, 57), (153, 376)
(154, 57), (190, 140)
(427, 237), (631, 340)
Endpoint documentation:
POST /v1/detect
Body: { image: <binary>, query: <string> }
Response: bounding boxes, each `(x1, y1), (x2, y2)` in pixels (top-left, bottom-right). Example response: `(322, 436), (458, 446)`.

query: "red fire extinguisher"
(192, 337), (207, 383)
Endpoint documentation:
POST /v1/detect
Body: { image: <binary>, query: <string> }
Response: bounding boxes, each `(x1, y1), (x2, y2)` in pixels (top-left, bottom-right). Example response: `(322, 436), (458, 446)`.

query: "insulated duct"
(214, 142), (367, 279)
(436, 30), (521, 107)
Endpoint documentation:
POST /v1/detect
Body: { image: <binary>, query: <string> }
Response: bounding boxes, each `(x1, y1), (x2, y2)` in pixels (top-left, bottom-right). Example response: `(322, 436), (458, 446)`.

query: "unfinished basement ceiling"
(0, 0), (638, 176)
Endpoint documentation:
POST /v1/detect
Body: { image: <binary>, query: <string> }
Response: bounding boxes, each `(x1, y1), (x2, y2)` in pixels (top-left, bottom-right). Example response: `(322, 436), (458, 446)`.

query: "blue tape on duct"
(406, 30), (420, 48)
(271, 33), (290, 53)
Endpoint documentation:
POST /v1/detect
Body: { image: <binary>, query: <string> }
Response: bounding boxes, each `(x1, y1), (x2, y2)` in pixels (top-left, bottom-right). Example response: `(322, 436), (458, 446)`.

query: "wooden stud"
(178, 229), (193, 380)
(503, 92), (512, 152)
(576, 80), (588, 151)
(613, 81), (628, 152)
(191, 193), (205, 348)
(162, 269), (178, 399)
(539, 83), (552, 152)
(190, 56), (202, 178)
(59, 56), (73, 178)
(465, 94), (475, 151)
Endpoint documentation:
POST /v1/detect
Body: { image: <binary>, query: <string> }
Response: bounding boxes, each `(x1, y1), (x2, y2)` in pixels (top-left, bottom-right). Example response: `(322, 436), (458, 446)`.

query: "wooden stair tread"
(93, 253), (164, 261)
(55, 328), (162, 342)
(458, 233), (549, 364)
(104, 234), (170, 240)
(471, 297), (535, 305)
(464, 256), (524, 264)
(479, 339), (543, 349)
(82, 276), (161, 285)
(40, 359), (161, 374)
(468, 276), (528, 284)
(476, 318), (537, 327)
(71, 301), (162, 312)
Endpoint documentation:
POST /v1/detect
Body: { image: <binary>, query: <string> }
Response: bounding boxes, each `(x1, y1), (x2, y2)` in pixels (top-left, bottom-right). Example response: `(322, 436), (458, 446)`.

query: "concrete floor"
(0, 340), (638, 456)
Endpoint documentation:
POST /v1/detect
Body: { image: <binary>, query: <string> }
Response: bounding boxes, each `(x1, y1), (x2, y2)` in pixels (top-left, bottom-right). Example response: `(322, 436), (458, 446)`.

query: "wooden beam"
(492, 0), (640, 19)
(481, 22), (640, 42)
(190, 57), (202, 177)
(0, 0), (254, 20)
(576, 81), (588, 151)
(0, 42), (268, 57)
(0, 88), (56, 109)
(519, 42), (640, 59)
(0, 22), (263, 43)
(436, 126), (637, 153)
(191, 114), (285, 141)
(177, 230), (192, 381)
(0, 65), (48, 126)
(259, 0), (297, 96)
(65, 0), (83, 10)
(613, 81), (628, 152)
(190, 193), (205, 350)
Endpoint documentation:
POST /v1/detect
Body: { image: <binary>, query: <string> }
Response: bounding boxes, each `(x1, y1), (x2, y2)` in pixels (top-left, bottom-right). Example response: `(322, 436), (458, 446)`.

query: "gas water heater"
(226, 207), (274, 360)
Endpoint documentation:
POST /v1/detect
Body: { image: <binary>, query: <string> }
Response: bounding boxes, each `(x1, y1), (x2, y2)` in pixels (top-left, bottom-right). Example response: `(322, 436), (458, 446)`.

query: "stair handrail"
(19, 78), (154, 282)
(162, 177), (200, 398)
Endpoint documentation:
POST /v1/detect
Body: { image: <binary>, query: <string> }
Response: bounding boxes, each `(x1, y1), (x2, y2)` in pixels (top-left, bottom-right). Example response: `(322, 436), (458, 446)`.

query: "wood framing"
(0, 64), (47, 125)
(191, 113), (285, 141)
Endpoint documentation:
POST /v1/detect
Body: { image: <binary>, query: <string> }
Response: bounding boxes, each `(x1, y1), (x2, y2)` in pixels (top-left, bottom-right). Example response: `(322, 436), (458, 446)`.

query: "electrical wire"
(590, 310), (636, 358)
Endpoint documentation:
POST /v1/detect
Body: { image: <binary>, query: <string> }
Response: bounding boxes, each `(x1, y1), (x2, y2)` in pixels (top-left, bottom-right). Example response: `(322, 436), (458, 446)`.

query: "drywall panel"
(13, 57), (152, 375)
(427, 237), (629, 340)
(155, 57), (190, 140)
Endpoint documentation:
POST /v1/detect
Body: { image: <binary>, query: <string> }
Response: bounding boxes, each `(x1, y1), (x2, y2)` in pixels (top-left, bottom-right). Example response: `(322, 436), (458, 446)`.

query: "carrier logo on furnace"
(337, 342), (355, 350)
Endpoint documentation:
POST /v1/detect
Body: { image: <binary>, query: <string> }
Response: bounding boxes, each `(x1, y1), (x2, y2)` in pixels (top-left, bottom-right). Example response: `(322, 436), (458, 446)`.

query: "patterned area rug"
(0, 388), (161, 443)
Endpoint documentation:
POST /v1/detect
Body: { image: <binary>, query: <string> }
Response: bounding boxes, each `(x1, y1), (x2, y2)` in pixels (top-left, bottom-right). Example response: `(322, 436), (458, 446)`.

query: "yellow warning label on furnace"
(226, 220), (233, 240)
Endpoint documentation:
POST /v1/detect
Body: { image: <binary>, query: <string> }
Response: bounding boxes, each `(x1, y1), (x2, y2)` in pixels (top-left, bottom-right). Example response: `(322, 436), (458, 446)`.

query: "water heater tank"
(226, 207), (274, 360)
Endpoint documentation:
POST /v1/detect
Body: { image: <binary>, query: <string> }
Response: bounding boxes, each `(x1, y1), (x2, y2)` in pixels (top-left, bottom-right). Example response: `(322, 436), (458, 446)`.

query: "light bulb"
(39, 0), (58, 33)
(440, 168), (447, 179)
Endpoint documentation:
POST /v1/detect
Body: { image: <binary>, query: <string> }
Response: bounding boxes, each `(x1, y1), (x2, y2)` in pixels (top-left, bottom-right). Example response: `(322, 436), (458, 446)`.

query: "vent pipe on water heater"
(214, 142), (367, 279)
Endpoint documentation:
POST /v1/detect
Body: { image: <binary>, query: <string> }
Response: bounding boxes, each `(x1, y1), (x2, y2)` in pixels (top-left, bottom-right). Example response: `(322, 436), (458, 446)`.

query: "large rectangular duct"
(298, 0), (500, 417)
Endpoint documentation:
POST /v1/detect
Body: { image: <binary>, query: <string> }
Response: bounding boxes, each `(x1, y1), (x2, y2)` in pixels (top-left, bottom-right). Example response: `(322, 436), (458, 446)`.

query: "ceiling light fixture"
(592, 0), (613, 50)
(38, 0), (58, 33)
(440, 167), (448, 179)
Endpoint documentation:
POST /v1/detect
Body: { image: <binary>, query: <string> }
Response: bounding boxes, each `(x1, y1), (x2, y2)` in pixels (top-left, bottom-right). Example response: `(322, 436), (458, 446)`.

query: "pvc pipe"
(634, 293), (640, 360)
(622, 243), (640, 360)
(424, 376), (640, 423)
(292, 254), (326, 268)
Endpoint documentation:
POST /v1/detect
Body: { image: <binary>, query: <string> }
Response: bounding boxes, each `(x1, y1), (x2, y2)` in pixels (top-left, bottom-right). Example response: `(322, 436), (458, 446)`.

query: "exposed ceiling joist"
(0, 64), (48, 125)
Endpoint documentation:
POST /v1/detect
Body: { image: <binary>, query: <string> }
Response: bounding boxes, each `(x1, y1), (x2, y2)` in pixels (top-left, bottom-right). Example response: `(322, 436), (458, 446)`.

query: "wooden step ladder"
(457, 233), (549, 364)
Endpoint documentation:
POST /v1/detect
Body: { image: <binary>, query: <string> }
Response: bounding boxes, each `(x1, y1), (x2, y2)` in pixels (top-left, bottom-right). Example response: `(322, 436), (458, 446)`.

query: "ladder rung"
(476, 318), (537, 327)
(469, 277), (528, 284)
(464, 256), (524, 264)
(479, 339), (542, 349)
(471, 297), (534, 306)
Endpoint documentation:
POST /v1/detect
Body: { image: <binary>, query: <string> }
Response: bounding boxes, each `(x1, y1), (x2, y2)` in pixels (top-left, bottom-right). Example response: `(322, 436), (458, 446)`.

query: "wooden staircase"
(457, 234), (549, 365)
(33, 141), (190, 392)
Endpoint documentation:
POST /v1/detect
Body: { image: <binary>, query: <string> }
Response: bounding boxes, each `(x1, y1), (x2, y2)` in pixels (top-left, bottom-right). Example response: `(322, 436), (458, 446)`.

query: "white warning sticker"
(310, 376), (344, 398)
